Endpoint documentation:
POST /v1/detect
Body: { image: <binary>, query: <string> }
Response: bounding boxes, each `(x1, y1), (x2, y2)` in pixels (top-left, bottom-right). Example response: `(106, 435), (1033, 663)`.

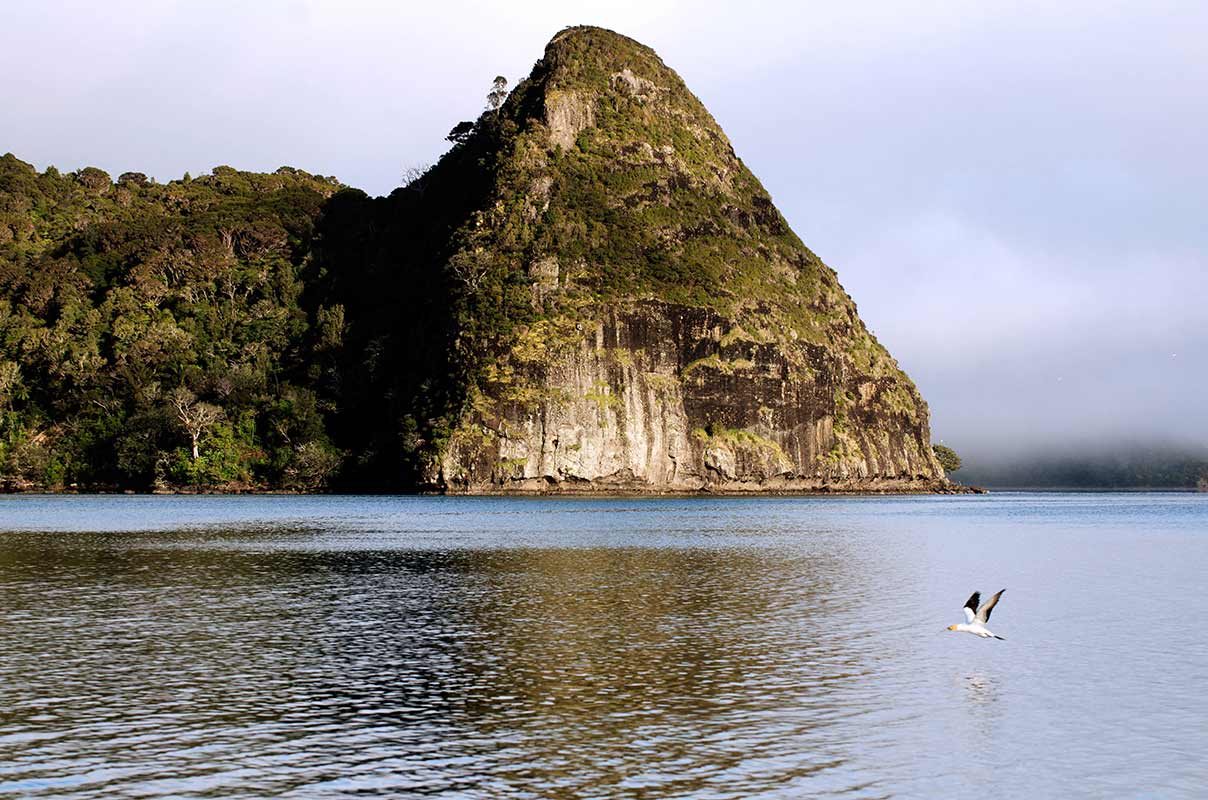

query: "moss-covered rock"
(422, 26), (946, 492)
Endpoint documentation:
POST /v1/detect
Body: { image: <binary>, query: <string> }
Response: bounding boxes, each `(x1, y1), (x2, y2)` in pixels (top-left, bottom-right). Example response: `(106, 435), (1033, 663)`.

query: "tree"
(401, 163), (432, 193)
(76, 166), (111, 193)
(487, 75), (508, 111)
(446, 250), (491, 291)
(933, 443), (962, 473)
(446, 121), (475, 144)
(0, 360), (19, 410)
(118, 172), (149, 187)
(170, 386), (222, 460)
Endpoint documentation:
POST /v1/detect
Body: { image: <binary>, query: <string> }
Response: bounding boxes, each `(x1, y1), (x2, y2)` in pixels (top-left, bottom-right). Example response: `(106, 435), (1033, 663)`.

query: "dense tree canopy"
(0, 155), (346, 490)
(0, 130), (499, 492)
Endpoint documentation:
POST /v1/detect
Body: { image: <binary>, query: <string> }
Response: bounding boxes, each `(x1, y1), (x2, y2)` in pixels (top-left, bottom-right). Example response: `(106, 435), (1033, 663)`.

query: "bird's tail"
(994, 635), (1006, 640)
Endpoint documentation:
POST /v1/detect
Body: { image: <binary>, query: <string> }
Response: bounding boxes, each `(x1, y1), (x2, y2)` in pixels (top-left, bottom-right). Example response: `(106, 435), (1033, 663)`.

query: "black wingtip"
(994, 635), (1005, 640)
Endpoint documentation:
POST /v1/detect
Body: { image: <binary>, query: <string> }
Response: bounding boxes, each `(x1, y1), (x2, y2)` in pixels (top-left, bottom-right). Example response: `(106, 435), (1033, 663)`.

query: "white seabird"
(947, 590), (1006, 639)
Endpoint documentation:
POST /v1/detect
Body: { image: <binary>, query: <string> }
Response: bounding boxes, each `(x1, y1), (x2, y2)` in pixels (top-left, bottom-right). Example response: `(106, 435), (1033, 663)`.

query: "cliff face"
(439, 301), (939, 492)
(425, 26), (946, 492)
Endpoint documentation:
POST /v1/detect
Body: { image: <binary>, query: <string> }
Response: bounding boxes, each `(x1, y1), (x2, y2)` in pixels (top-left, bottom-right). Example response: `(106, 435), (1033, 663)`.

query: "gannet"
(947, 590), (1006, 639)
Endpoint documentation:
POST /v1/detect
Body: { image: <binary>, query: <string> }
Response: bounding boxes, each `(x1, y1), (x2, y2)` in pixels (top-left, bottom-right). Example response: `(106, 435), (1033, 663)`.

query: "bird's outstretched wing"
(963, 592), (980, 624)
(976, 589), (1005, 623)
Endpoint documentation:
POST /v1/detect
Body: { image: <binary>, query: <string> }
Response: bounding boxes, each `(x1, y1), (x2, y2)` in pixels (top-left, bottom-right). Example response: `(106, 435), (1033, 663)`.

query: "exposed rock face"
(544, 91), (595, 150)
(439, 301), (939, 492)
(426, 26), (947, 493)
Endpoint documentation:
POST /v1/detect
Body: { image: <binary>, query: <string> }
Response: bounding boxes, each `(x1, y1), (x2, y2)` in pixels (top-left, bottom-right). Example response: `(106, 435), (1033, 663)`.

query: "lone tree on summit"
(487, 76), (508, 111)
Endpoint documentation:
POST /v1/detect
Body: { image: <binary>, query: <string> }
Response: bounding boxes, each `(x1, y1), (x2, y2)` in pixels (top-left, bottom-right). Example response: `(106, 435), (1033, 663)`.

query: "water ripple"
(1, 493), (1206, 797)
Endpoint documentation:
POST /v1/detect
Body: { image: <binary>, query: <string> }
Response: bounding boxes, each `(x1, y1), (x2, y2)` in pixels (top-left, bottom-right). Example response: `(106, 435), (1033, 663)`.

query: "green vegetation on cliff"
(932, 444), (962, 473)
(0, 26), (945, 492)
(411, 26), (940, 487)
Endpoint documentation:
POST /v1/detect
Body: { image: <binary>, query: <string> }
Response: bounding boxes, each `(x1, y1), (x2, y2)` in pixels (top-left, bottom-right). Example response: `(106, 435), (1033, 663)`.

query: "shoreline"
(1, 484), (987, 497)
(7, 486), (1207, 498)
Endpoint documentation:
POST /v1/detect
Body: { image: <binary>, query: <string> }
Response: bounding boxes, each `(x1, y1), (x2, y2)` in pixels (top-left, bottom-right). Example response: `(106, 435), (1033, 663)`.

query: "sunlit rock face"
(426, 26), (946, 492)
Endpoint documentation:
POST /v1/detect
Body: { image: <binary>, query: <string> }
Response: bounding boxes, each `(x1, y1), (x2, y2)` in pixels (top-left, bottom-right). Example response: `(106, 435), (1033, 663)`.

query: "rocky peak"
(411, 26), (947, 492)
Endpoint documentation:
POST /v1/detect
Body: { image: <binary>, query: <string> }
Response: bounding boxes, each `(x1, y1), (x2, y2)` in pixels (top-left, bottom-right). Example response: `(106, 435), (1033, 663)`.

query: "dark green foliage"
(932, 443), (962, 473)
(0, 154), (345, 490)
(446, 122), (475, 144)
(303, 97), (537, 488)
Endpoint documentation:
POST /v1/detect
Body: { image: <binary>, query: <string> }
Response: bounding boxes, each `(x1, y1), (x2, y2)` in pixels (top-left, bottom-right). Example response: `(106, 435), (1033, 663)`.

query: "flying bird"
(947, 590), (1006, 639)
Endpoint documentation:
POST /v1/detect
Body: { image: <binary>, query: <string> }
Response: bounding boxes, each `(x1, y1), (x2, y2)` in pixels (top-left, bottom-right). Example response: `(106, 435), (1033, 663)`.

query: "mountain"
(380, 26), (947, 492)
(0, 26), (950, 493)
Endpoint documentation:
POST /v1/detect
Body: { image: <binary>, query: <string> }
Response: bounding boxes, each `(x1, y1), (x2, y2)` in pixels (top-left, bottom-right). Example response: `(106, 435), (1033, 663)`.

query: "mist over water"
(950, 436), (1208, 488)
(2, 494), (1206, 798)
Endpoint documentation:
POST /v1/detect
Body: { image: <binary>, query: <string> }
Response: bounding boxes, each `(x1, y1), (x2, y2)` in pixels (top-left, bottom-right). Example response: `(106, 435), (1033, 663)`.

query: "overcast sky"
(4, 0), (1205, 460)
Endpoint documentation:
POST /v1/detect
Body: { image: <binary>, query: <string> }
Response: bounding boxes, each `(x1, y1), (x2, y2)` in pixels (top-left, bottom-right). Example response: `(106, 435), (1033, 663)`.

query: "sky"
(3, 0), (1205, 461)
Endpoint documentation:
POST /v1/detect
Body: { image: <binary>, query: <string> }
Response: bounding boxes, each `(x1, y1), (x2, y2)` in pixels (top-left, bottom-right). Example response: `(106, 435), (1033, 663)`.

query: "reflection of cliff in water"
(303, 533), (901, 795)
(448, 546), (861, 794)
(5, 494), (1207, 797)
(0, 520), (909, 797)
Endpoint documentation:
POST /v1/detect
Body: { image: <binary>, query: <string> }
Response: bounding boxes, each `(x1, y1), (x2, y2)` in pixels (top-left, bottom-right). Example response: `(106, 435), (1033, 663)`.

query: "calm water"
(1, 493), (1205, 798)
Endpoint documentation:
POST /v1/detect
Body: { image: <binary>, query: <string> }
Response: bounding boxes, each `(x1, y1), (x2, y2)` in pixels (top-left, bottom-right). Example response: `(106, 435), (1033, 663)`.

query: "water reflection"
(290, 539), (887, 797)
(2, 495), (1207, 798)
(0, 524), (895, 798)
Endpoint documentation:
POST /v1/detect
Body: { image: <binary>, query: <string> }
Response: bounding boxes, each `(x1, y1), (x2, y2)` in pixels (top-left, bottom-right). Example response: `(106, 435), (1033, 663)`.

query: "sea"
(0, 492), (1204, 798)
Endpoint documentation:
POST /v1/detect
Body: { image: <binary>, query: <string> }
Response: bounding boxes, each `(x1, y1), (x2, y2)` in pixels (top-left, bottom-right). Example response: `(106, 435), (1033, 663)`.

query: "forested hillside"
(0, 155), (349, 490)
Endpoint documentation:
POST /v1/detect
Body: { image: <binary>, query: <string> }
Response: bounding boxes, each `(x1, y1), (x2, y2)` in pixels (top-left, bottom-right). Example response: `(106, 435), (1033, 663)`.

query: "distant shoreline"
(8, 485), (1205, 496)
(1, 486), (991, 497)
(967, 486), (1202, 493)
(6, 487), (1207, 498)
